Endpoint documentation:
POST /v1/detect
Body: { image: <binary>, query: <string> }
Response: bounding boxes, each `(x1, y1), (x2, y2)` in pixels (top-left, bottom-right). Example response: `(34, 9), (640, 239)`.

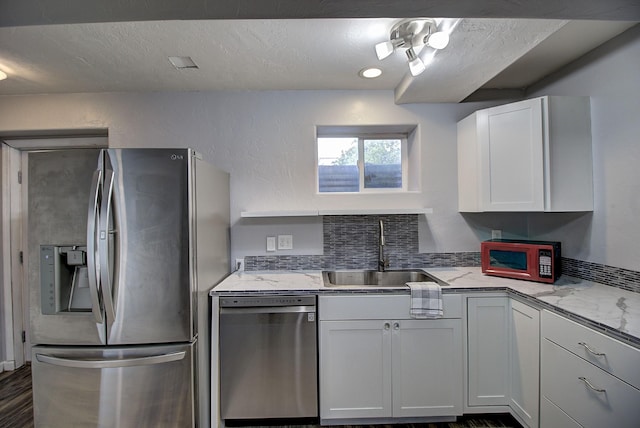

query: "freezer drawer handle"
(35, 351), (186, 369)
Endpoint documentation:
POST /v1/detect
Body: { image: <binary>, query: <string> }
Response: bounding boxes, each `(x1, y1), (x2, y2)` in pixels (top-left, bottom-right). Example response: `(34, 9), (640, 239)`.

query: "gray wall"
(527, 25), (640, 270)
(0, 27), (638, 274)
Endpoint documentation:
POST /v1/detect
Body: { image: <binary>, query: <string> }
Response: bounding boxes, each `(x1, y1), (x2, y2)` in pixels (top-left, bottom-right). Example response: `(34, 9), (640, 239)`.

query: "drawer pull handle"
(579, 377), (606, 393)
(578, 342), (606, 357)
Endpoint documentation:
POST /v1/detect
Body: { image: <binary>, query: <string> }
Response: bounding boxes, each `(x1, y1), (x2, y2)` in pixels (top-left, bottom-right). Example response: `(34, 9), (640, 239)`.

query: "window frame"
(316, 132), (409, 194)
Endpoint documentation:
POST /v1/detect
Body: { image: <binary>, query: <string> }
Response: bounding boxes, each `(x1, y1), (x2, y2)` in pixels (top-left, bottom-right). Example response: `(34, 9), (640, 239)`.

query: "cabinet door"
(478, 97), (544, 211)
(510, 299), (540, 428)
(319, 320), (392, 420)
(392, 319), (463, 418)
(467, 297), (510, 406)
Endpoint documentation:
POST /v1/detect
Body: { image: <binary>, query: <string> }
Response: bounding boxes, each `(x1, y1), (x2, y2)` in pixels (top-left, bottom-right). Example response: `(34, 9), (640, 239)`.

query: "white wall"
(0, 91), (491, 263)
(528, 25), (640, 271)
(0, 25), (638, 272)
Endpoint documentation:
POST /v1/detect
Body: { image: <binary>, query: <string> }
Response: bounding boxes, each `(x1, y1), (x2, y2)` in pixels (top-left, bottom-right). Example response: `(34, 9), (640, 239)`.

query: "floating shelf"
(239, 210), (319, 218)
(240, 208), (433, 218)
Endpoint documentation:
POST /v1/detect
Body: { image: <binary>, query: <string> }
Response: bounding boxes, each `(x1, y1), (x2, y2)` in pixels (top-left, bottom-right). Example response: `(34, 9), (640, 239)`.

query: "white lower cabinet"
(509, 299), (540, 428)
(540, 310), (640, 428)
(318, 295), (463, 423)
(466, 296), (540, 428)
(319, 319), (392, 419)
(392, 319), (463, 418)
(318, 293), (639, 427)
(466, 296), (510, 407)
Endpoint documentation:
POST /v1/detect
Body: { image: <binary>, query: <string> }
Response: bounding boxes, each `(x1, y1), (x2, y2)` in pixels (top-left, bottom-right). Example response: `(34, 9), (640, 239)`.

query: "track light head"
(374, 18), (451, 77)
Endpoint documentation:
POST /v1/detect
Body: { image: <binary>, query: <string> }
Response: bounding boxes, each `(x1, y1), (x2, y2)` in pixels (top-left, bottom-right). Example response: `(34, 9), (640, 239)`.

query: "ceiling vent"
(168, 56), (199, 69)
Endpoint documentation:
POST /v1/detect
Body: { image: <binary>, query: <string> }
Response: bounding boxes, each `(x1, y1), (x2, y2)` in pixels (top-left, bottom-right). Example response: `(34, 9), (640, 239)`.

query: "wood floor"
(0, 364), (34, 428)
(0, 365), (521, 428)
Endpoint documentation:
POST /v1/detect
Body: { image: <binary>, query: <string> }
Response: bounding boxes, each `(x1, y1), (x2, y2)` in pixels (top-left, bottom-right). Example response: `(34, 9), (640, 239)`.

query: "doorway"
(1, 135), (107, 369)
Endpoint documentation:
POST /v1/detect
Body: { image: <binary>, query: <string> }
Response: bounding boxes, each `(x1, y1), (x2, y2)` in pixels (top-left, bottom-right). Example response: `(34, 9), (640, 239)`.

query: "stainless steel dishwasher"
(219, 295), (318, 421)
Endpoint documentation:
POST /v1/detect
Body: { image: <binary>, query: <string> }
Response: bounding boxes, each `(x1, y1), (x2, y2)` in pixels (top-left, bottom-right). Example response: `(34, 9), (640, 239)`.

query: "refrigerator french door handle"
(86, 168), (104, 324)
(100, 168), (117, 324)
(35, 351), (186, 369)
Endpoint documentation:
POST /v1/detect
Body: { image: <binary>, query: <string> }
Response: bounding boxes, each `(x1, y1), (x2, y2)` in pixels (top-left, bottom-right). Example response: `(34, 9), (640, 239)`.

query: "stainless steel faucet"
(378, 219), (390, 272)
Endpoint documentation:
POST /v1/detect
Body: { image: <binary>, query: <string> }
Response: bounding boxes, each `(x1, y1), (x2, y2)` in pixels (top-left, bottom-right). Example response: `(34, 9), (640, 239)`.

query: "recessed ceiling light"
(359, 67), (382, 79)
(0, 70), (7, 81)
(168, 56), (199, 70)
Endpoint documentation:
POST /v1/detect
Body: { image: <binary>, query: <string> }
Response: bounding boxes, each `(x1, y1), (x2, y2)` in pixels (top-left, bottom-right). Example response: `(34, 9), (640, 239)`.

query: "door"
(28, 149), (106, 346)
(510, 299), (540, 428)
(31, 342), (194, 428)
(392, 319), (463, 418)
(104, 149), (193, 345)
(319, 320), (392, 420)
(478, 97), (544, 211)
(467, 297), (510, 406)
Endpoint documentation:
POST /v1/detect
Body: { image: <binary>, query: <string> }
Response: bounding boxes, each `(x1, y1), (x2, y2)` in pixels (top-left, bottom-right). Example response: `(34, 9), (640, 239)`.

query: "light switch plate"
(277, 234), (293, 250)
(491, 229), (502, 239)
(266, 236), (276, 252)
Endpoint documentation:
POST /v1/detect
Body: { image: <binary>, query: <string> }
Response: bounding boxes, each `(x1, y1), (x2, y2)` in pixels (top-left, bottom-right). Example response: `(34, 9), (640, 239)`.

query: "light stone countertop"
(212, 267), (640, 345)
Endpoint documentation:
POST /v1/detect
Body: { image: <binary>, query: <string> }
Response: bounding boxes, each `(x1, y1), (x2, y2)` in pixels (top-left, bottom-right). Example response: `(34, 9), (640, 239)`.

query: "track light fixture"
(374, 18), (450, 77)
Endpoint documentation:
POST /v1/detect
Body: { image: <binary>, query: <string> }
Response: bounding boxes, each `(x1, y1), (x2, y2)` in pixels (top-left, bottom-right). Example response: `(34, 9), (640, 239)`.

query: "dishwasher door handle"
(219, 305), (316, 315)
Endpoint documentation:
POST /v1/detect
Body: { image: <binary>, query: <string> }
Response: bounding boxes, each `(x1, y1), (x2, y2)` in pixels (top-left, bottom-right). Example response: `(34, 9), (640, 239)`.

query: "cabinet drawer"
(319, 294), (462, 320)
(541, 310), (640, 389)
(540, 397), (582, 428)
(541, 338), (640, 428)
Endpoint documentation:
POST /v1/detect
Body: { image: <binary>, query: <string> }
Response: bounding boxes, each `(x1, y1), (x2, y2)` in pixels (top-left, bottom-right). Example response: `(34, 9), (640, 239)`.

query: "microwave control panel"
(538, 249), (553, 278)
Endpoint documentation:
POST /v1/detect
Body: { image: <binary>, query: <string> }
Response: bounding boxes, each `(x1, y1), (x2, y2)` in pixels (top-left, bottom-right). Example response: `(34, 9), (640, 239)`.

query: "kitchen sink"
(322, 270), (442, 287)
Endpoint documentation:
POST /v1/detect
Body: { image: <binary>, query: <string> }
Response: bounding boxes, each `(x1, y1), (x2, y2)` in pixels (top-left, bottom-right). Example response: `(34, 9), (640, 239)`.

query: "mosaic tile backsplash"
(562, 258), (640, 293)
(246, 215), (479, 271)
(245, 214), (639, 293)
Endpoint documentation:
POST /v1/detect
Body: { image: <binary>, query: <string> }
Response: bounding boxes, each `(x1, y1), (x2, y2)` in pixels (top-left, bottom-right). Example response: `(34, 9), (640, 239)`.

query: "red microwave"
(481, 239), (561, 283)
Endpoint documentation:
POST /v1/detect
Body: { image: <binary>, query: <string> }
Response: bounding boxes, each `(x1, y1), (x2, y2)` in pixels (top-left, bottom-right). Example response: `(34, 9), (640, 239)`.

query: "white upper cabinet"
(457, 96), (593, 212)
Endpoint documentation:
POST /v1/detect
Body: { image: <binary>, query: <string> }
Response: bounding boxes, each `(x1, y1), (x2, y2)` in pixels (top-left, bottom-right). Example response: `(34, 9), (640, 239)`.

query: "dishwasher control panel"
(219, 295), (316, 307)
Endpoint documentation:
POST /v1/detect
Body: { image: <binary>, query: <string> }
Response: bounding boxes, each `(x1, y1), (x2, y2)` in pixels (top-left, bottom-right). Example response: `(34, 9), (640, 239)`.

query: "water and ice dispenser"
(40, 245), (91, 314)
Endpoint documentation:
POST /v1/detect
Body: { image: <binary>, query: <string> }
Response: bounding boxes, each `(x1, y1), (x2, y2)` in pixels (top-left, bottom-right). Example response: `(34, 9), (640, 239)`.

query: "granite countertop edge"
(210, 267), (640, 348)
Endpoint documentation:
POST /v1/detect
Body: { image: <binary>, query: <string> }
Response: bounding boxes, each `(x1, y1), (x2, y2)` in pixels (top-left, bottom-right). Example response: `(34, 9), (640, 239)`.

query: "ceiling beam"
(2, 0), (639, 27)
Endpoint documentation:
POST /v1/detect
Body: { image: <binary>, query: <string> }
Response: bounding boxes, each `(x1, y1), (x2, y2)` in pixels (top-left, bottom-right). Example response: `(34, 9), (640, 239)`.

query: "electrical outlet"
(235, 258), (244, 271)
(491, 229), (502, 239)
(278, 234), (293, 250)
(266, 236), (276, 252)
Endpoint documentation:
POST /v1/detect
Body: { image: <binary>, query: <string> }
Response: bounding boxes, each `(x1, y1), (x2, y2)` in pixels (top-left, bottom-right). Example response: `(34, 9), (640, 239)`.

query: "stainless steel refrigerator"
(28, 148), (230, 427)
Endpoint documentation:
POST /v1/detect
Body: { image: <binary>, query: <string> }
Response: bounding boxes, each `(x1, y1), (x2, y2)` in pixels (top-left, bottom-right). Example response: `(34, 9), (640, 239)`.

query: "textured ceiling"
(2, 0), (639, 25)
(0, 0), (637, 103)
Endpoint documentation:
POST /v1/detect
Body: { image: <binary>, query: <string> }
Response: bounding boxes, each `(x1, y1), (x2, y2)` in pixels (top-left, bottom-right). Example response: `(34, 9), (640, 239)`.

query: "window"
(317, 134), (408, 193)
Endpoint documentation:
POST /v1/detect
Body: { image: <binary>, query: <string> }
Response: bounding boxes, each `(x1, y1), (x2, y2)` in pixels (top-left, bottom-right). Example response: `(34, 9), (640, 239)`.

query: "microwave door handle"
(35, 351), (186, 369)
(86, 168), (104, 324)
(99, 168), (117, 324)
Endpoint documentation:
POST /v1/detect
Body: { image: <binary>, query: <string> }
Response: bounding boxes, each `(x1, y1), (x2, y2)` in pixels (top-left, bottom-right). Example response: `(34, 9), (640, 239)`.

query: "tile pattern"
(562, 258), (640, 293)
(246, 214), (638, 294)
(246, 215), (480, 271)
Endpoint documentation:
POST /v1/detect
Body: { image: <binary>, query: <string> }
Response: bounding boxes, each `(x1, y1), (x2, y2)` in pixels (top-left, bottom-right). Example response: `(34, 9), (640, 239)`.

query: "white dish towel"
(407, 282), (443, 319)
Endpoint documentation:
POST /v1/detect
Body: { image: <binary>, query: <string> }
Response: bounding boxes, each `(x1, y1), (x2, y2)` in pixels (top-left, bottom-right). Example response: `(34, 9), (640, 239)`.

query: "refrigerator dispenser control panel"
(40, 245), (59, 314)
(40, 245), (90, 314)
